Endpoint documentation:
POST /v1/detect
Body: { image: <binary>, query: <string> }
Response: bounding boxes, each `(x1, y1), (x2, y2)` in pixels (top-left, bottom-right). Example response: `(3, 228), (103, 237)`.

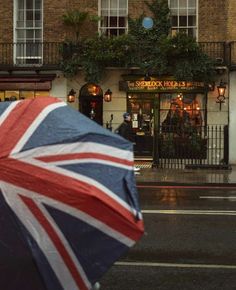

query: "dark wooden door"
(80, 96), (103, 125)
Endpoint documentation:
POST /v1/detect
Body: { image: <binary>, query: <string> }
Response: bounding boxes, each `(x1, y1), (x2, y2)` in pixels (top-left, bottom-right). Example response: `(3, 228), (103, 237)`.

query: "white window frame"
(14, 0), (43, 65)
(98, 0), (128, 37)
(168, 0), (198, 40)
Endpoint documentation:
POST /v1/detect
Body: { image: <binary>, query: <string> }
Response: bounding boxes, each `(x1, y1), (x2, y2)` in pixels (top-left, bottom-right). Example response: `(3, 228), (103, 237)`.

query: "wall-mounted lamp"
(67, 89), (76, 103)
(216, 80), (226, 111)
(104, 89), (112, 102)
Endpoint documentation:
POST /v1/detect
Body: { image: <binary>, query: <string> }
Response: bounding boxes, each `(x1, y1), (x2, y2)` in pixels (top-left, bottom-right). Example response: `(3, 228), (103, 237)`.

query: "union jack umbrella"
(0, 97), (144, 290)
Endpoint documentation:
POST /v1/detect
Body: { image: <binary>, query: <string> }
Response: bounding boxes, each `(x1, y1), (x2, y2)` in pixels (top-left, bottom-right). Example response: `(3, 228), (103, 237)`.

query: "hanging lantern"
(104, 89), (112, 102)
(216, 81), (226, 111)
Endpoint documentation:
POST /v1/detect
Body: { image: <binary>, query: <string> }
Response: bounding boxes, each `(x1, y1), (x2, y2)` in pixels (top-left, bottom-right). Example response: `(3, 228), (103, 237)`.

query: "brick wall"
(1, 0), (236, 44)
(227, 0), (236, 41)
(129, 0), (152, 18)
(198, 0), (228, 42)
(44, 0), (99, 42)
(0, 0), (13, 42)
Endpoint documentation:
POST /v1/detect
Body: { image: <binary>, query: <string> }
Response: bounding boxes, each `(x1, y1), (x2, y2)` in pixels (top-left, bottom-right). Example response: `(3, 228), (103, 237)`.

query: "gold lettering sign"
(127, 80), (205, 91)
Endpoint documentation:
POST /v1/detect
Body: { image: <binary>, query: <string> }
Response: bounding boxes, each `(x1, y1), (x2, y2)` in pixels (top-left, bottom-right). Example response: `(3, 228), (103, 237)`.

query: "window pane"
(119, 17), (125, 27)
(16, 30), (25, 38)
(101, 9), (109, 16)
(188, 8), (196, 15)
(17, 11), (24, 21)
(35, 29), (42, 38)
(35, 0), (42, 9)
(171, 8), (178, 15)
(35, 11), (41, 20)
(188, 0), (196, 8)
(26, 20), (33, 27)
(170, 0), (178, 8)
(110, 17), (118, 26)
(110, 29), (118, 36)
(118, 8), (127, 16)
(171, 15), (178, 26)
(26, 30), (34, 39)
(188, 27), (196, 37)
(26, 0), (33, 9)
(101, 16), (108, 26)
(111, 0), (118, 9)
(18, 0), (24, 9)
(179, 8), (187, 15)
(179, 0), (187, 8)
(26, 11), (33, 20)
(101, 0), (108, 9)
(120, 0), (127, 8)
(188, 15), (196, 26)
(17, 21), (25, 28)
(110, 9), (118, 16)
(179, 16), (187, 26)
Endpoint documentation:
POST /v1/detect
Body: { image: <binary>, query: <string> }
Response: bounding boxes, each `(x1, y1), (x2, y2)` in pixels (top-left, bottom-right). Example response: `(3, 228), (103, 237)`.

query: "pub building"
(121, 76), (211, 168)
(71, 69), (227, 169)
(0, 0), (232, 169)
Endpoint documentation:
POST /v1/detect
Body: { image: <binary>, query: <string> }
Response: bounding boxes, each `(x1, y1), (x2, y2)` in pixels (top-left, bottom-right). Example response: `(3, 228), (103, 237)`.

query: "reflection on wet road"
(100, 185), (236, 289)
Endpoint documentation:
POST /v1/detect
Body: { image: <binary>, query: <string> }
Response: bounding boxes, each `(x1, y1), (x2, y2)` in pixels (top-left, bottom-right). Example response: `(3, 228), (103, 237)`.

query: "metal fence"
(156, 125), (229, 169)
(0, 42), (62, 68)
(0, 41), (229, 69)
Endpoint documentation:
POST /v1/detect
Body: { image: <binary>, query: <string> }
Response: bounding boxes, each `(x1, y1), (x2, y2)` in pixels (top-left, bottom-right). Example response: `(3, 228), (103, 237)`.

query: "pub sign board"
(119, 80), (209, 92)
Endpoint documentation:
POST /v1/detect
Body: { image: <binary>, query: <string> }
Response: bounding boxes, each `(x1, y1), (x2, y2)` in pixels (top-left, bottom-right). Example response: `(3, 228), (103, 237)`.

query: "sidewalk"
(135, 165), (236, 186)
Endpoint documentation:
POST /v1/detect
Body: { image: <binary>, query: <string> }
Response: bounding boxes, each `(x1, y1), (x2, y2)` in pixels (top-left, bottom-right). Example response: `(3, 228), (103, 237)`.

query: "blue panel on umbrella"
(45, 204), (129, 284)
(61, 162), (135, 204)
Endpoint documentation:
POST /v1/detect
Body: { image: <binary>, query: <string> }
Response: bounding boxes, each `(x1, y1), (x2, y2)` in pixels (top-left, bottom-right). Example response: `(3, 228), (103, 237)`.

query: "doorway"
(127, 93), (156, 157)
(79, 83), (103, 125)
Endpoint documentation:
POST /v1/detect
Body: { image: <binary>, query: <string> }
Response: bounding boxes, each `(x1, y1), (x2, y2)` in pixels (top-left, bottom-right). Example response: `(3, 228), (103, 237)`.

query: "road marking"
(115, 261), (236, 270)
(141, 209), (236, 215)
(200, 196), (236, 200)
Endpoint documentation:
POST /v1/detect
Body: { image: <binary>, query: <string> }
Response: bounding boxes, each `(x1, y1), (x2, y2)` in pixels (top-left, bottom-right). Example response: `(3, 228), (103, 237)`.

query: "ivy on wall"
(60, 0), (216, 83)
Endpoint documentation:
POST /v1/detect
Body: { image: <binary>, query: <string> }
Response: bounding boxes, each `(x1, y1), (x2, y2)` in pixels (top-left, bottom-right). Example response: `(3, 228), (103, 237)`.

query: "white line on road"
(115, 261), (236, 270)
(200, 196), (236, 200)
(141, 209), (236, 215)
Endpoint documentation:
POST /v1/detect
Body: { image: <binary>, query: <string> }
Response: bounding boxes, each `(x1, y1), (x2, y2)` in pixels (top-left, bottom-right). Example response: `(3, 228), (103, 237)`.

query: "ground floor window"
(127, 91), (206, 158)
(160, 92), (205, 134)
(0, 90), (49, 101)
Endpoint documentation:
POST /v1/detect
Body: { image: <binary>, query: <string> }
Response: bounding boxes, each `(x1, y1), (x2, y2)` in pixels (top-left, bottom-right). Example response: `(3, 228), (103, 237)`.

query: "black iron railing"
(199, 42), (227, 65)
(0, 41), (230, 69)
(0, 42), (62, 69)
(156, 125), (229, 169)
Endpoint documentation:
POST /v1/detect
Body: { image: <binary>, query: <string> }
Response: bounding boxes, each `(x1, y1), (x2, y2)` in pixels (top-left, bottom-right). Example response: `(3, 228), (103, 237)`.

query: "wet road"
(100, 185), (236, 290)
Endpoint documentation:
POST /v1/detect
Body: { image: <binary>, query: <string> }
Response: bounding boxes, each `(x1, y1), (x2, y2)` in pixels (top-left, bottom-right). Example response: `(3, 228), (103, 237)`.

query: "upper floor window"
(169, 0), (197, 38)
(99, 0), (128, 37)
(14, 0), (43, 65)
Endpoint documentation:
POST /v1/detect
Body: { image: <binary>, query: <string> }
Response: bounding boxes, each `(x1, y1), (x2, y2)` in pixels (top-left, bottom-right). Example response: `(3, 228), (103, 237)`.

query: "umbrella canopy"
(0, 97), (144, 290)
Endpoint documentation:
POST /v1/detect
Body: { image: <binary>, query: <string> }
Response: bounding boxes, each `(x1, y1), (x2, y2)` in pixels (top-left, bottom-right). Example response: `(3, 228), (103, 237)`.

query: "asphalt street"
(100, 184), (236, 290)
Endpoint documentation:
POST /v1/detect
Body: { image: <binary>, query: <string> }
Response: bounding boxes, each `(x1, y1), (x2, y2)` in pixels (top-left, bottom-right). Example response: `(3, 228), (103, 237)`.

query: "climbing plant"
(60, 0), (216, 83)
